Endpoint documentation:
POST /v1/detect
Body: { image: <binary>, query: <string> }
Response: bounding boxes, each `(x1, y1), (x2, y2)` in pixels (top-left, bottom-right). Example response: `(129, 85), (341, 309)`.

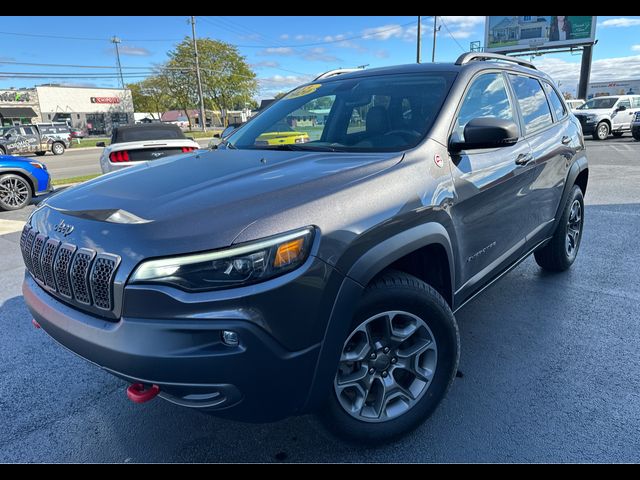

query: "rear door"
(448, 71), (536, 299)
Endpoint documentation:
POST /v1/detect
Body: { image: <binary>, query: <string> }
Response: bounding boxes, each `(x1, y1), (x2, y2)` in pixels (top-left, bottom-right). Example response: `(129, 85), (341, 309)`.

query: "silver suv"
(574, 95), (640, 140)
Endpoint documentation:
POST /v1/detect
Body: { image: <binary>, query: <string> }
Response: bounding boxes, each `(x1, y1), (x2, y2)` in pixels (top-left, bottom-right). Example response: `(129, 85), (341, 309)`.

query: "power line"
(439, 17), (466, 53)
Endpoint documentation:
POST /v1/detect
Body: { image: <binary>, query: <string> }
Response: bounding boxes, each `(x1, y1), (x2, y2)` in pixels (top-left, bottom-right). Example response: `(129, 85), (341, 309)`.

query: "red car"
(70, 128), (86, 139)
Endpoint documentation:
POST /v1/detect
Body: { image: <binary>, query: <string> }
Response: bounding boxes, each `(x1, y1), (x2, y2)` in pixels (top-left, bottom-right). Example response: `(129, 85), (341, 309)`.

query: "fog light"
(222, 330), (239, 346)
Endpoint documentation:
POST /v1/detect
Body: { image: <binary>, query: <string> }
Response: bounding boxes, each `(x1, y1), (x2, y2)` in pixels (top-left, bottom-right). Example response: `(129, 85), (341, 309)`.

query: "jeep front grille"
(20, 224), (121, 313)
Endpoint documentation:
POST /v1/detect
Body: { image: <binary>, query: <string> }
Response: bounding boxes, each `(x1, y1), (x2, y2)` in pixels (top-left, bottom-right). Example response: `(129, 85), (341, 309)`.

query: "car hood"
(30, 148), (401, 270)
(574, 108), (613, 116)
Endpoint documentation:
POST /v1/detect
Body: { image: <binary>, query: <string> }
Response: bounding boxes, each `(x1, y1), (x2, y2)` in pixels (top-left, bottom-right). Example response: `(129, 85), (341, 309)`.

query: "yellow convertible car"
(255, 131), (310, 146)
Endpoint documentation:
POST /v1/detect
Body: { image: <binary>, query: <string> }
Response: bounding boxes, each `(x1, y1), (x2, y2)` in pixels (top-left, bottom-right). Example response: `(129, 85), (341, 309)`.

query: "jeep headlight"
(130, 227), (314, 291)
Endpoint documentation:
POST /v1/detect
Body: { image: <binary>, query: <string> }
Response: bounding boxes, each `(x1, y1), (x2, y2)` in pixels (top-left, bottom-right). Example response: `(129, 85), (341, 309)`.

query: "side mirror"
(96, 141), (106, 147)
(617, 105), (627, 112)
(449, 118), (519, 152)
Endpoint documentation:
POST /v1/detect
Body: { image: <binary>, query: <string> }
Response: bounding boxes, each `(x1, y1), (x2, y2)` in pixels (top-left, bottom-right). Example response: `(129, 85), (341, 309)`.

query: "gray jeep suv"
(21, 53), (588, 444)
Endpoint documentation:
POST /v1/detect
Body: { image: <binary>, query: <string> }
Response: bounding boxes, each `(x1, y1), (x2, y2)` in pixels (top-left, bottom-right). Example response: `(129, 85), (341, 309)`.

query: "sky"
(1, 16), (640, 100)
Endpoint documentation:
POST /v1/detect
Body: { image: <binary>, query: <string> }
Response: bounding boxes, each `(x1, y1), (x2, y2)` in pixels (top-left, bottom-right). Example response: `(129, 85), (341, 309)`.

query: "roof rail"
(455, 52), (536, 70)
(313, 68), (362, 81)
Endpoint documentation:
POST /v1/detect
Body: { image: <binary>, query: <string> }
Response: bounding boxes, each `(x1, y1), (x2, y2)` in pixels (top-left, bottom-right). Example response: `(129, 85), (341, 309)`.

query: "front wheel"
(534, 185), (584, 272)
(0, 173), (33, 211)
(51, 142), (65, 155)
(592, 122), (609, 140)
(318, 270), (459, 444)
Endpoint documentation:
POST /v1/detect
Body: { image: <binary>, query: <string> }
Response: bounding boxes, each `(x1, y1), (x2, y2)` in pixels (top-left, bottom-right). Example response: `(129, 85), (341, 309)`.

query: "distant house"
(490, 16), (549, 43)
(286, 109), (317, 128)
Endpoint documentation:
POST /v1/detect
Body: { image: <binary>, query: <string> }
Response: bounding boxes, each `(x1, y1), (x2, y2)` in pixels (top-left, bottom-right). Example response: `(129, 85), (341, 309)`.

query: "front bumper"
(23, 255), (341, 421)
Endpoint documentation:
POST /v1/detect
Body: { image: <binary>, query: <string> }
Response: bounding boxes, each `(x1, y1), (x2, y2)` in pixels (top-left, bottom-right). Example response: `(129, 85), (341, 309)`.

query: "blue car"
(0, 155), (51, 211)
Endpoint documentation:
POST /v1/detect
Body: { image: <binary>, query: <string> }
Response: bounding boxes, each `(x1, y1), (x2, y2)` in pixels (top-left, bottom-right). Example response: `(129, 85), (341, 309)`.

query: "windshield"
(227, 72), (456, 152)
(112, 125), (186, 144)
(578, 98), (618, 110)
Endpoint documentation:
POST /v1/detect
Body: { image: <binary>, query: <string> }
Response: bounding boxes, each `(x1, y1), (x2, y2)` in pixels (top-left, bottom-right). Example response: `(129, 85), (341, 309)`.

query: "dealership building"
(0, 85), (134, 135)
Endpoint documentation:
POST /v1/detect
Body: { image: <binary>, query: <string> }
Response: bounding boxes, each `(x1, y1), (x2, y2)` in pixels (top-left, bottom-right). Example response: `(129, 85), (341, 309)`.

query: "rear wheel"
(534, 185), (584, 272)
(0, 173), (32, 211)
(593, 122), (609, 140)
(612, 131), (624, 138)
(318, 270), (459, 444)
(51, 142), (65, 155)
(632, 131), (640, 141)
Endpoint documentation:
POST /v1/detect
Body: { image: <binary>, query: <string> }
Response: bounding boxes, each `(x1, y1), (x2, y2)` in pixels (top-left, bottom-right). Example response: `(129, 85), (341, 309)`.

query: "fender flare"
(552, 155), (588, 231)
(302, 222), (455, 412)
(0, 167), (37, 194)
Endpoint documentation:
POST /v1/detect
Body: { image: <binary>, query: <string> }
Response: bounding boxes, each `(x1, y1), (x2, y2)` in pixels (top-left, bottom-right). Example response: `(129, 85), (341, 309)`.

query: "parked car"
(98, 124), (200, 174)
(0, 125), (65, 156)
(574, 94), (640, 140)
(0, 154), (51, 210)
(37, 122), (72, 154)
(565, 99), (585, 112)
(21, 53), (588, 444)
(69, 127), (86, 139)
(632, 111), (640, 141)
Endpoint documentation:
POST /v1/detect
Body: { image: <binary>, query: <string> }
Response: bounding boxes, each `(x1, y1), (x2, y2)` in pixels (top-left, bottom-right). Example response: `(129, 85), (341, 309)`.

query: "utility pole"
(416, 16), (422, 63)
(431, 16), (438, 63)
(190, 16), (207, 132)
(111, 36), (125, 89)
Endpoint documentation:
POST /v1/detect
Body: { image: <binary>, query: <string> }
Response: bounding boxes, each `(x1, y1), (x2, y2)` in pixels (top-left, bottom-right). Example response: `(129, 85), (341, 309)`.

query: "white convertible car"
(98, 124), (200, 174)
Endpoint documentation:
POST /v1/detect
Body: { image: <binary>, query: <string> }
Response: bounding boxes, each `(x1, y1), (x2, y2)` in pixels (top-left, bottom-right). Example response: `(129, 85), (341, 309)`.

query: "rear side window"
(508, 75), (553, 135)
(455, 73), (516, 141)
(543, 82), (567, 120)
(633, 97), (640, 108)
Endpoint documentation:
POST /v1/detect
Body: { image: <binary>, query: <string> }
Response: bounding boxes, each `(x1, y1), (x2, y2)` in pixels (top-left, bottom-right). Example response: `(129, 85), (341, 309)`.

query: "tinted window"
(21, 126), (35, 135)
(455, 73), (515, 141)
(543, 82), (566, 120)
(112, 125), (186, 143)
(578, 97), (618, 110)
(509, 75), (553, 134)
(227, 72), (456, 152)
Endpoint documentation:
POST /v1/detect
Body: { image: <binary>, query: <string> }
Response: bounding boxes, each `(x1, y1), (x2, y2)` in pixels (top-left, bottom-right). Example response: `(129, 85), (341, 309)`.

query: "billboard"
(588, 80), (640, 99)
(485, 16), (596, 53)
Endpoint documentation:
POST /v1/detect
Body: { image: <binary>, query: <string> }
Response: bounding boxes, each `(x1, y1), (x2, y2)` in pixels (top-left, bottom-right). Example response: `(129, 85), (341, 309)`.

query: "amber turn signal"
(274, 238), (305, 267)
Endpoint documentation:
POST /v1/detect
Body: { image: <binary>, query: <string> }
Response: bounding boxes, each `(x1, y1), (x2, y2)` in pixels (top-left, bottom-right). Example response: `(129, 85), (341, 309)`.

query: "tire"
(634, 132), (640, 142)
(534, 185), (584, 272)
(318, 270), (460, 444)
(51, 142), (65, 155)
(612, 131), (624, 138)
(35, 151), (46, 156)
(0, 173), (33, 211)
(592, 122), (609, 140)
(0, 146), (6, 155)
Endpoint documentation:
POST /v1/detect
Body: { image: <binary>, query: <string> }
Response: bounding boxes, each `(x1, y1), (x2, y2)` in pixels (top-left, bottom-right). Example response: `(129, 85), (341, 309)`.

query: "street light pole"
(432, 16), (438, 63)
(111, 36), (125, 89)
(190, 16), (207, 132)
(416, 16), (421, 63)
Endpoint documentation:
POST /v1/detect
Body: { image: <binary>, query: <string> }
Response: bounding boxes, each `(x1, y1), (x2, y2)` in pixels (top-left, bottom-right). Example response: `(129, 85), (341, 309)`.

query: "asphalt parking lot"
(1, 136), (639, 462)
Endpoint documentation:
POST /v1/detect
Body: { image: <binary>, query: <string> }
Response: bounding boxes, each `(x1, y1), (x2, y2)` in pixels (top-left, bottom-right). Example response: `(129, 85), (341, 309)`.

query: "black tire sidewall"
(0, 174), (32, 211)
(320, 275), (459, 444)
(563, 185), (585, 263)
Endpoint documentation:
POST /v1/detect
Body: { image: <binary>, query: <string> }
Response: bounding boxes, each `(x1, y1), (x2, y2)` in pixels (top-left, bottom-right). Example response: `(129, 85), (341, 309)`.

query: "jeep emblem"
(54, 220), (74, 237)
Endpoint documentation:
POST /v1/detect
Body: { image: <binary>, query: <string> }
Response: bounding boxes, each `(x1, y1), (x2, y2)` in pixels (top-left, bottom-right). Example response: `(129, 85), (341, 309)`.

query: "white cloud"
(302, 47), (340, 62)
(534, 55), (640, 89)
(632, 45), (640, 52)
(362, 24), (405, 41)
(118, 45), (151, 56)
(252, 60), (280, 68)
(258, 47), (295, 56)
(279, 34), (289, 40)
(447, 29), (474, 39)
(258, 74), (314, 98)
(440, 16), (485, 29)
(600, 18), (640, 28)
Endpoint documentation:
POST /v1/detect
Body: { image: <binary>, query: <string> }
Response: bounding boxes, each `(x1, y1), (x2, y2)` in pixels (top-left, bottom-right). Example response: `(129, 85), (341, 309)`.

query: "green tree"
(163, 37), (257, 127)
(128, 76), (172, 119)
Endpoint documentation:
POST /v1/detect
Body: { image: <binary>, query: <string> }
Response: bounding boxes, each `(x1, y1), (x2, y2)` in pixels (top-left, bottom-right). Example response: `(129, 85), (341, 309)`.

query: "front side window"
(543, 81), (567, 120)
(454, 73), (515, 142)
(227, 72), (456, 152)
(617, 99), (631, 110)
(20, 126), (34, 135)
(508, 74), (553, 135)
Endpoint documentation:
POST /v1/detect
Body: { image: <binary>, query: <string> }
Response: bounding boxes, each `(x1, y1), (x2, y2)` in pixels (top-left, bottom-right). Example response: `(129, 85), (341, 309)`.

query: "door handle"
(561, 136), (571, 145)
(515, 153), (534, 166)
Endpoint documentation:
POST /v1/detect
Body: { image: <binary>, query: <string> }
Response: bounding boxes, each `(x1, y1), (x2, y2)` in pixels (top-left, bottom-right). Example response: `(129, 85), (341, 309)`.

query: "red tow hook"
(126, 383), (160, 404)
(32, 318), (41, 329)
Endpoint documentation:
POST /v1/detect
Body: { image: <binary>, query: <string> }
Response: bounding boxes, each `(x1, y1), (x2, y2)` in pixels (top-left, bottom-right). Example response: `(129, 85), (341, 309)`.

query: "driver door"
(612, 98), (633, 130)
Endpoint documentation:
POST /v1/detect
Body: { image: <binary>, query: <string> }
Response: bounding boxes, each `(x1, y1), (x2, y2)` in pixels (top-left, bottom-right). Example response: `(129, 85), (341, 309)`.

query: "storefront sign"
(90, 97), (121, 104)
(0, 91), (32, 103)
